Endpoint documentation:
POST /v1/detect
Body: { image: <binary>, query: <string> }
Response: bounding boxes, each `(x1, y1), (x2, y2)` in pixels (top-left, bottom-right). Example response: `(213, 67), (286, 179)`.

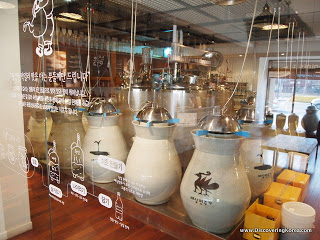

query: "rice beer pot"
(125, 121), (182, 205)
(180, 130), (251, 233)
(48, 111), (85, 169)
(26, 109), (52, 159)
(83, 114), (128, 183)
(240, 124), (273, 201)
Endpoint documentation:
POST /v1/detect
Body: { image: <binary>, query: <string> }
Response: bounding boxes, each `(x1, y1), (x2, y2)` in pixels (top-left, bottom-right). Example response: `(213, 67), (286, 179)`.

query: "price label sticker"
(98, 193), (112, 208)
(177, 113), (197, 126)
(49, 184), (62, 198)
(31, 157), (39, 167)
(98, 155), (126, 174)
(71, 181), (87, 197)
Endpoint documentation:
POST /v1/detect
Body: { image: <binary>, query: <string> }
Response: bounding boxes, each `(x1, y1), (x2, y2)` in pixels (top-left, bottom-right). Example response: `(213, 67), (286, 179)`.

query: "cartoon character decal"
(23, 0), (54, 57)
(48, 140), (60, 184)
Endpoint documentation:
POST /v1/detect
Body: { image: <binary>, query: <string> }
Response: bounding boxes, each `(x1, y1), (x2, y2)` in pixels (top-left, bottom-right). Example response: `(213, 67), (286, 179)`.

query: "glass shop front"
(0, 0), (319, 239)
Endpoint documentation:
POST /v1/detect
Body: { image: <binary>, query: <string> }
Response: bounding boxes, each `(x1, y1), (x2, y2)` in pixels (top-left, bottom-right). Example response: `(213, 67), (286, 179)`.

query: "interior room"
(0, 0), (320, 239)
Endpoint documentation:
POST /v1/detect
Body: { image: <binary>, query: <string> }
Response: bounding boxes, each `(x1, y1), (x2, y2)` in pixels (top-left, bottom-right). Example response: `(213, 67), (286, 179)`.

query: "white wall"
(0, 1), (32, 239)
(0, 184), (6, 240)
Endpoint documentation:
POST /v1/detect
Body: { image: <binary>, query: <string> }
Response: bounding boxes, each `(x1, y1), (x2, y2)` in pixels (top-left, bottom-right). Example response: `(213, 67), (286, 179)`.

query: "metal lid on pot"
(198, 114), (241, 134)
(136, 101), (172, 122)
(236, 108), (256, 123)
(307, 105), (317, 112)
(87, 98), (117, 115)
(138, 101), (153, 110)
(245, 96), (256, 106)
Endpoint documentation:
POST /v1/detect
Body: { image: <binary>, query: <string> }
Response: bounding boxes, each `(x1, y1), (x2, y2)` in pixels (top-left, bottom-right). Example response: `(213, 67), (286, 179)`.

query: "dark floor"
(10, 147), (320, 240)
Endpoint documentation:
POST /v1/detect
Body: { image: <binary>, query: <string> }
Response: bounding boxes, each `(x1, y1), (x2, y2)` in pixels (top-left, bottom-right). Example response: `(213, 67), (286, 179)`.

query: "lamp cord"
(128, 0), (139, 112)
(221, 0), (259, 115)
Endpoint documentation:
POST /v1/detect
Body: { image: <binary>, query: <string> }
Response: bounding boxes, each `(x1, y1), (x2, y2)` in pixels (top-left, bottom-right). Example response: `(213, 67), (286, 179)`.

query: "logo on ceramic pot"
(194, 171), (219, 195)
(90, 140), (109, 156)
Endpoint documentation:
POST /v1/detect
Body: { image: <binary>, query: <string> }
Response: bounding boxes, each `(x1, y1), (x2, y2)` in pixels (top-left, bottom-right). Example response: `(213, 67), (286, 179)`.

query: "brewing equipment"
(180, 114), (251, 233)
(240, 123), (273, 201)
(25, 109), (52, 159)
(83, 98), (128, 183)
(48, 95), (85, 169)
(125, 102), (181, 205)
(236, 95), (273, 201)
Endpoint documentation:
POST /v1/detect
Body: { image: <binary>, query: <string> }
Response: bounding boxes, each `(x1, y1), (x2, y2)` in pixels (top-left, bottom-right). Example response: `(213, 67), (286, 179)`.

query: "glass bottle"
(83, 32), (88, 48)
(77, 31), (83, 47)
(111, 37), (118, 52)
(105, 36), (110, 51)
(71, 30), (77, 47)
(90, 34), (94, 49)
(98, 35), (104, 50)
(115, 192), (123, 221)
(65, 28), (71, 46)
(94, 34), (100, 50)
(58, 27), (65, 46)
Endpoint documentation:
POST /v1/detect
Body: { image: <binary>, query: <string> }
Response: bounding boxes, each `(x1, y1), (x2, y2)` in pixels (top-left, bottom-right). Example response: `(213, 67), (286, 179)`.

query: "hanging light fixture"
(253, 3), (288, 30)
(211, 0), (246, 6)
(54, 2), (84, 22)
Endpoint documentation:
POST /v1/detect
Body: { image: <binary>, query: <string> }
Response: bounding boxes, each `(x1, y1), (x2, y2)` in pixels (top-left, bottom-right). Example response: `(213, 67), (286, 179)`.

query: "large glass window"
(267, 60), (320, 130)
(1, 1), (319, 240)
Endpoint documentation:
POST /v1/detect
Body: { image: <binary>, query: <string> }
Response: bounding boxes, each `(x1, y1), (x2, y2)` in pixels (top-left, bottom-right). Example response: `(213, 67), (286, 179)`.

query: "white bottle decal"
(7, 144), (15, 164)
(23, 0), (54, 57)
(115, 192), (123, 221)
(0, 143), (4, 160)
(19, 146), (29, 173)
(70, 133), (84, 181)
(48, 140), (60, 184)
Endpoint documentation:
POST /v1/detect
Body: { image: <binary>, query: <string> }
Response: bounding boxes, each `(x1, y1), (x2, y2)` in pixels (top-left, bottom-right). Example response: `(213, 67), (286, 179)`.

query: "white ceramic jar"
(240, 124), (274, 201)
(26, 109), (52, 159)
(125, 121), (182, 205)
(48, 112), (85, 169)
(83, 114), (128, 183)
(180, 130), (251, 234)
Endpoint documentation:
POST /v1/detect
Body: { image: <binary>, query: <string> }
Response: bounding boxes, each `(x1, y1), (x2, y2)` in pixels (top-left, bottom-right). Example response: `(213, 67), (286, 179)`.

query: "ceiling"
(18, 0), (320, 47)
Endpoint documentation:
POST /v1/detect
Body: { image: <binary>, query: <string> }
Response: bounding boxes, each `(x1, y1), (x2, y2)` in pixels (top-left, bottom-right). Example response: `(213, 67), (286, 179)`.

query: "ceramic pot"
(25, 110), (52, 159)
(276, 113), (286, 129)
(288, 113), (299, 133)
(125, 121), (182, 205)
(240, 124), (273, 201)
(180, 130), (251, 234)
(302, 106), (319, 134)
(83, 114), (128, 183)
(48, 112), (85, 169)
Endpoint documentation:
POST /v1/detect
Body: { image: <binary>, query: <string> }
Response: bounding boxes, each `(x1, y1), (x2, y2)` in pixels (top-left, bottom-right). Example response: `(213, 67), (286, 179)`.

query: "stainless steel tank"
(214, 84), (234, 116)
(157, 88), (215, 159)
(114, 87), (157, 148)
